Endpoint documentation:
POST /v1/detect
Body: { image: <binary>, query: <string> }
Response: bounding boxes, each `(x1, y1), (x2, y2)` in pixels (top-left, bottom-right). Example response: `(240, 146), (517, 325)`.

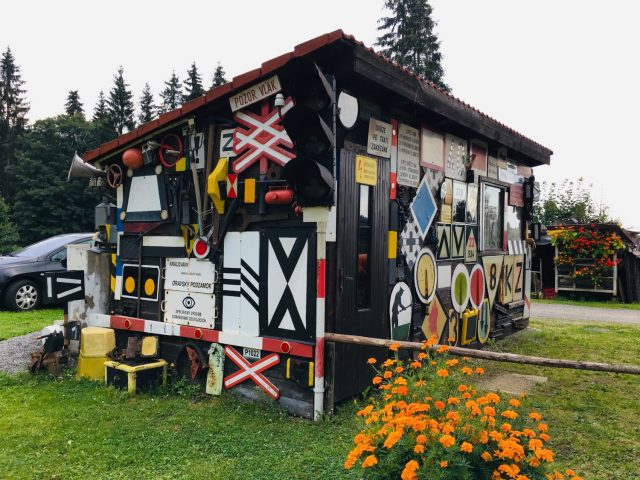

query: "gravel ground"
(0, 332), (39, 375)
(531, 302), (640, 325)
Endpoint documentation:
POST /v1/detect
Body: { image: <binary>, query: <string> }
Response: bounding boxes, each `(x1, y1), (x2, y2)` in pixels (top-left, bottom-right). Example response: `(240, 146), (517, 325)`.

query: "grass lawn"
(533, 297), (640, 310)
(0, 317), (638, 479)
(0, 308), (63, 340)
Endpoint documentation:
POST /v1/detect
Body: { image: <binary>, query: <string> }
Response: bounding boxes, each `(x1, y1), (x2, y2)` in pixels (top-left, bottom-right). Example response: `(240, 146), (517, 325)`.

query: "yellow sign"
(355, 155), (377, 186)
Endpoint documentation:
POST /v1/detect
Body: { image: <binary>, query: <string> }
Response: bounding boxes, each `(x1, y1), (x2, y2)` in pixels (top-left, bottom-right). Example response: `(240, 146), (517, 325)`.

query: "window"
(50, 249), (67, 263)
(356, 184), (372, 309)
(506, 206), (524, 242)
(481, 183), (505, 251)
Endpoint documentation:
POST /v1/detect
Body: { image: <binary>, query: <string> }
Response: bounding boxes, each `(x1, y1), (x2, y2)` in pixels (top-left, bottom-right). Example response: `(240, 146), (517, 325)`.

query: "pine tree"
(92, 90), (109, 122)
(0, 194), (19, 253)
(183, 62), (204, 102)
(160, 71), (182, 113)
(138, 83), (157, 124)
(107, 66), (135, 134)
(377, 0), (450, 92)
(211, 62), (228, 88)
(65, 90), (84, 116)
(0, 47), (29, 136)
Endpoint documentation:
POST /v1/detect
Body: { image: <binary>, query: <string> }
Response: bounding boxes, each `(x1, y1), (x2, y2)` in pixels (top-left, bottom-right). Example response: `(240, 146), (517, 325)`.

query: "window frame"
(479, 177), (508, 253)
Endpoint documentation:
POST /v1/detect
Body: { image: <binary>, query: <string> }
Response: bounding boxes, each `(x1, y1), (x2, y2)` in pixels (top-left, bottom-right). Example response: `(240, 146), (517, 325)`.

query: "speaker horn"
(67, 152), (105, 181)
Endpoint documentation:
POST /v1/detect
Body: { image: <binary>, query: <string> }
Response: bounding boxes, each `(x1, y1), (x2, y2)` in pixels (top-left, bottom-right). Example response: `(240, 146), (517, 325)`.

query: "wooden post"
(325, 332), (640, 376)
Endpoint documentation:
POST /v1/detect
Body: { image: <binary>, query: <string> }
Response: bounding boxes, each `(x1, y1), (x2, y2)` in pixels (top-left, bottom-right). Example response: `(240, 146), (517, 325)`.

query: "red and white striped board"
(86, 313), (313, 359)
(224, 345), (280, 400)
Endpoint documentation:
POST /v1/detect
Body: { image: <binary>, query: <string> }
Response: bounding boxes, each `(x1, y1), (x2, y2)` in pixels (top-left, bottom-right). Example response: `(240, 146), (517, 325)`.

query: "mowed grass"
(0, 309), (63, 340)
(533, 297), (640, 310)
(0, 317), (638, 479)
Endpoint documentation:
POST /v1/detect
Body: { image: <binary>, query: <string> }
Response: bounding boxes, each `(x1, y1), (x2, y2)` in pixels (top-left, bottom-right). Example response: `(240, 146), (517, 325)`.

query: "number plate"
(242, 347), (261, 360)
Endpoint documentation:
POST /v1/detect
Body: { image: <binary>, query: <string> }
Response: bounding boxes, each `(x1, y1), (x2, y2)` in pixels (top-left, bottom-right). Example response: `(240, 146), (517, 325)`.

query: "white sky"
(2, 0), (639, 228)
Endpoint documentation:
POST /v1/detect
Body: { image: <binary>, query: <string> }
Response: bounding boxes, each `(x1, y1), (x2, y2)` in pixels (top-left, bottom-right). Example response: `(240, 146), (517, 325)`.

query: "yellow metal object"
(244, 178), (256, 204)
(461, 308), (479, 346)
(388, 231), (397, 259)
(104, 360), (168, 394)
(124, 276), (135, 294)
(308, 361), (315, 387)
(140, 336), (159, 358)
(207, 158), (228, 214)
(175, 156), (187, 172)
(110, 275), (116, 293)
(77, 354), (110, 381)
(144, 278), (155, 296)
(80, 327), (115, 357)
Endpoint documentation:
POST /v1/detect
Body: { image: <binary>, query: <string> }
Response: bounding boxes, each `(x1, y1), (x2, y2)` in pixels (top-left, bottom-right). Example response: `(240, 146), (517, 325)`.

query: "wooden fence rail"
(325, 332), (640, 376)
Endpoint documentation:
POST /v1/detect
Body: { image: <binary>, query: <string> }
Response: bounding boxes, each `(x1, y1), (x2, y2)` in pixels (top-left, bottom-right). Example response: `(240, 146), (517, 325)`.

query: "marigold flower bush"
(345, 338), (582, 480)
(549, 225), (623, 284)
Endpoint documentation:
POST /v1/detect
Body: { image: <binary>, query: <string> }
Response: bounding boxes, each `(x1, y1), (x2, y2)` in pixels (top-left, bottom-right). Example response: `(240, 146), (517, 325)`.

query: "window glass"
(50, 249), (67, 262)
(466, 184), (478, 223)
(482, 184), (504, 250)
(357, 185), (372, 309)
(506, 206), (523, 242)
(452, 181), (467, 223)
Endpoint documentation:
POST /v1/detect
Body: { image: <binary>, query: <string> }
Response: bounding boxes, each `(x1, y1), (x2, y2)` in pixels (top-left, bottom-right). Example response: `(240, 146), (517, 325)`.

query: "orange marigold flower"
(538, 423), (549, 433)
(447, 337), (455, 343)
(475, 367), (485, 375)
(447, 397), (460, 405)
(481, 451), (492, 461)
(529, 457), (541, 467)
(461, 367), (473, 375)
(437, 345), (450, 353)
(401, 460), (420, 480)
(410, 361), (421, 369)
(440, 460), (448, 468)
(395, 377), (407, 385)
(416, 434), (428, 444)
(458, 384), (468, 392)
(415, 380), (426, 387)
(479, 430), (489, 444)
(460, 441), (473, 453)
(502, 410), (519, 420)
(446, 358), (459, 367)
(462, 392), (471, 399)
(434, 400), (446, 410)
(509, 398), (521, 408)
(439, 434), (455, 448)
(414, 444), (425, 454)
(397, 386), (409, 396)
(437, 369), (449, 378)
(395, 366), (405, 373)
(383, 429), (403, 449)
(486, 392), (500, 404)
(441, 424), (455, 434)
(501, 423), (512, 432)
(367, 357), (377, 364)
(372, 376), (382, 385)
(430, 361), (438, 366)
(529, 412), (542, 422)
(383, 371), (393, 379)
(484, 406), (496, 417)
(357, 405), (373, 417)
(539, 433), (551, 442)
(389, 343), (400, 352)
(361, 454), (378, 468)
(565, 470), (576, 476)
(418, 352), (428, 360)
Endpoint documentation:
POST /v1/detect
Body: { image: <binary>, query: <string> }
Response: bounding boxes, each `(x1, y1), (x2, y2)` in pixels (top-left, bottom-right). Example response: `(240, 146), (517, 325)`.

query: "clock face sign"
(389, 282), (412, 341)
(414, 248), (437, 304)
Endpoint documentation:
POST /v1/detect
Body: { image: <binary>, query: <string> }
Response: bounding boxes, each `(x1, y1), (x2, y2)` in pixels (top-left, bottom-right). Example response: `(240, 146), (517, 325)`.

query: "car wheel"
(5, 279), (41, 311)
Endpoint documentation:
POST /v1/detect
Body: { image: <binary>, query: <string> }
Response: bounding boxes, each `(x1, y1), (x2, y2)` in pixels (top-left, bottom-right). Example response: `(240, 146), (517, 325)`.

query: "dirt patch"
(476, 372), (547, 396)
(0, 332), (39, 375)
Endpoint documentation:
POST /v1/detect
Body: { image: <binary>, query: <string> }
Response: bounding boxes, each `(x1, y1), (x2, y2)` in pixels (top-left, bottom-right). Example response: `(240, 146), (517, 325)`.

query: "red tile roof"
(83, 29), (551, 163)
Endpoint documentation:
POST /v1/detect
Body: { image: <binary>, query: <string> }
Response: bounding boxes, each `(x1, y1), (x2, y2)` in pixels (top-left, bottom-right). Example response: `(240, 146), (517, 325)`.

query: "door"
(332, 148), (389, 401)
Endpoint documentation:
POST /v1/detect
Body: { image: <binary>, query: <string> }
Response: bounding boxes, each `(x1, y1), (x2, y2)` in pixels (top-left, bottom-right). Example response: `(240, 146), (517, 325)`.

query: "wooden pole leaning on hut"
(325, 332), (640, 376)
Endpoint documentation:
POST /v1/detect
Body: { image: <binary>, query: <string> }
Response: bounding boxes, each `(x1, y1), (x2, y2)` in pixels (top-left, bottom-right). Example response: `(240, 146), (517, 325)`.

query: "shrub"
(345, 339), (582, 480)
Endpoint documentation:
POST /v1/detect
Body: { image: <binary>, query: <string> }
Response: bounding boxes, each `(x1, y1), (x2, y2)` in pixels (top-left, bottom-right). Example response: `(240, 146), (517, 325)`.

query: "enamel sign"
(229, 75), (281, 112)
(397, 123), (420, 187)
(163, 290), (216, 329)
(164, 257), (216, 294)
(355, 155), (378, 186)
(367, 118), (392, 158)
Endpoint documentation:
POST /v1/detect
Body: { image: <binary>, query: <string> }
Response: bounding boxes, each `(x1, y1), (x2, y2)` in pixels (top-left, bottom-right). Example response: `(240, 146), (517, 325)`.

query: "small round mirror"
(337, 92), (358, 129)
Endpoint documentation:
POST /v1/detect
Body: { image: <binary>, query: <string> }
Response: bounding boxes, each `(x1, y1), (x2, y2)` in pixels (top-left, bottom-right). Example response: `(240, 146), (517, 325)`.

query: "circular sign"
(389, 282), (413, 341)
(337, 92), (359, 129)
(478, 299), (491, 344)
(414, 248), (437, 304)
(469, 264), (485, 310)
(451, 263), (470, 314)
(193, 237), (210, 259)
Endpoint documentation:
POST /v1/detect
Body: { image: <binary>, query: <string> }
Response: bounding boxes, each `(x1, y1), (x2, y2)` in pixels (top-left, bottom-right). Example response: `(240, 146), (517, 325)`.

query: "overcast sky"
(2, 0), (638, 228)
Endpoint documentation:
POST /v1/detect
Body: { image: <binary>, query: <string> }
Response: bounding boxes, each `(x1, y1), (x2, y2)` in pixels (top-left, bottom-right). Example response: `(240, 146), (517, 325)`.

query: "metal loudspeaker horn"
(67, 152), (105, 181)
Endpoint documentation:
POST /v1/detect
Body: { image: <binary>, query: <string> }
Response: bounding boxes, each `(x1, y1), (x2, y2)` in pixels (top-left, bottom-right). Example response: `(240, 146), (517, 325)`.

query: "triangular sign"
(481, 255), (504, 308)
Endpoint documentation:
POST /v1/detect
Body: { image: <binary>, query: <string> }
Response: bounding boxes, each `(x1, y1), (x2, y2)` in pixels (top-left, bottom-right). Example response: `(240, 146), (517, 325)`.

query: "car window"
(11, 235), (90, 257)
(50, 249), (67, 262)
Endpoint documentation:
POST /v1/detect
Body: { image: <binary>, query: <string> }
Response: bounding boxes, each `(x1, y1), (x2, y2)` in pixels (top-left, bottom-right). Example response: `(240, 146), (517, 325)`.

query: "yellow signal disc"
(144, 278), (156, 296)
(124, 276), (136, 294)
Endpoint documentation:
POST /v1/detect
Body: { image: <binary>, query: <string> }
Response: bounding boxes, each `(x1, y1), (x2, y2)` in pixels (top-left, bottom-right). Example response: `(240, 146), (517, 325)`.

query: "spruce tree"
(65, 90), (84, 116)
(160, 71), (182, 113)
(377, 0), (450, 92)
(0, 194), (19, 253)
(0, 47), (29, 136)
(107, 66), (135, 134)
(211, 62), (228, 88)
(183, 62), (204, 102)
(92, 90), (109, 122)
(138, 83), (157, 124)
